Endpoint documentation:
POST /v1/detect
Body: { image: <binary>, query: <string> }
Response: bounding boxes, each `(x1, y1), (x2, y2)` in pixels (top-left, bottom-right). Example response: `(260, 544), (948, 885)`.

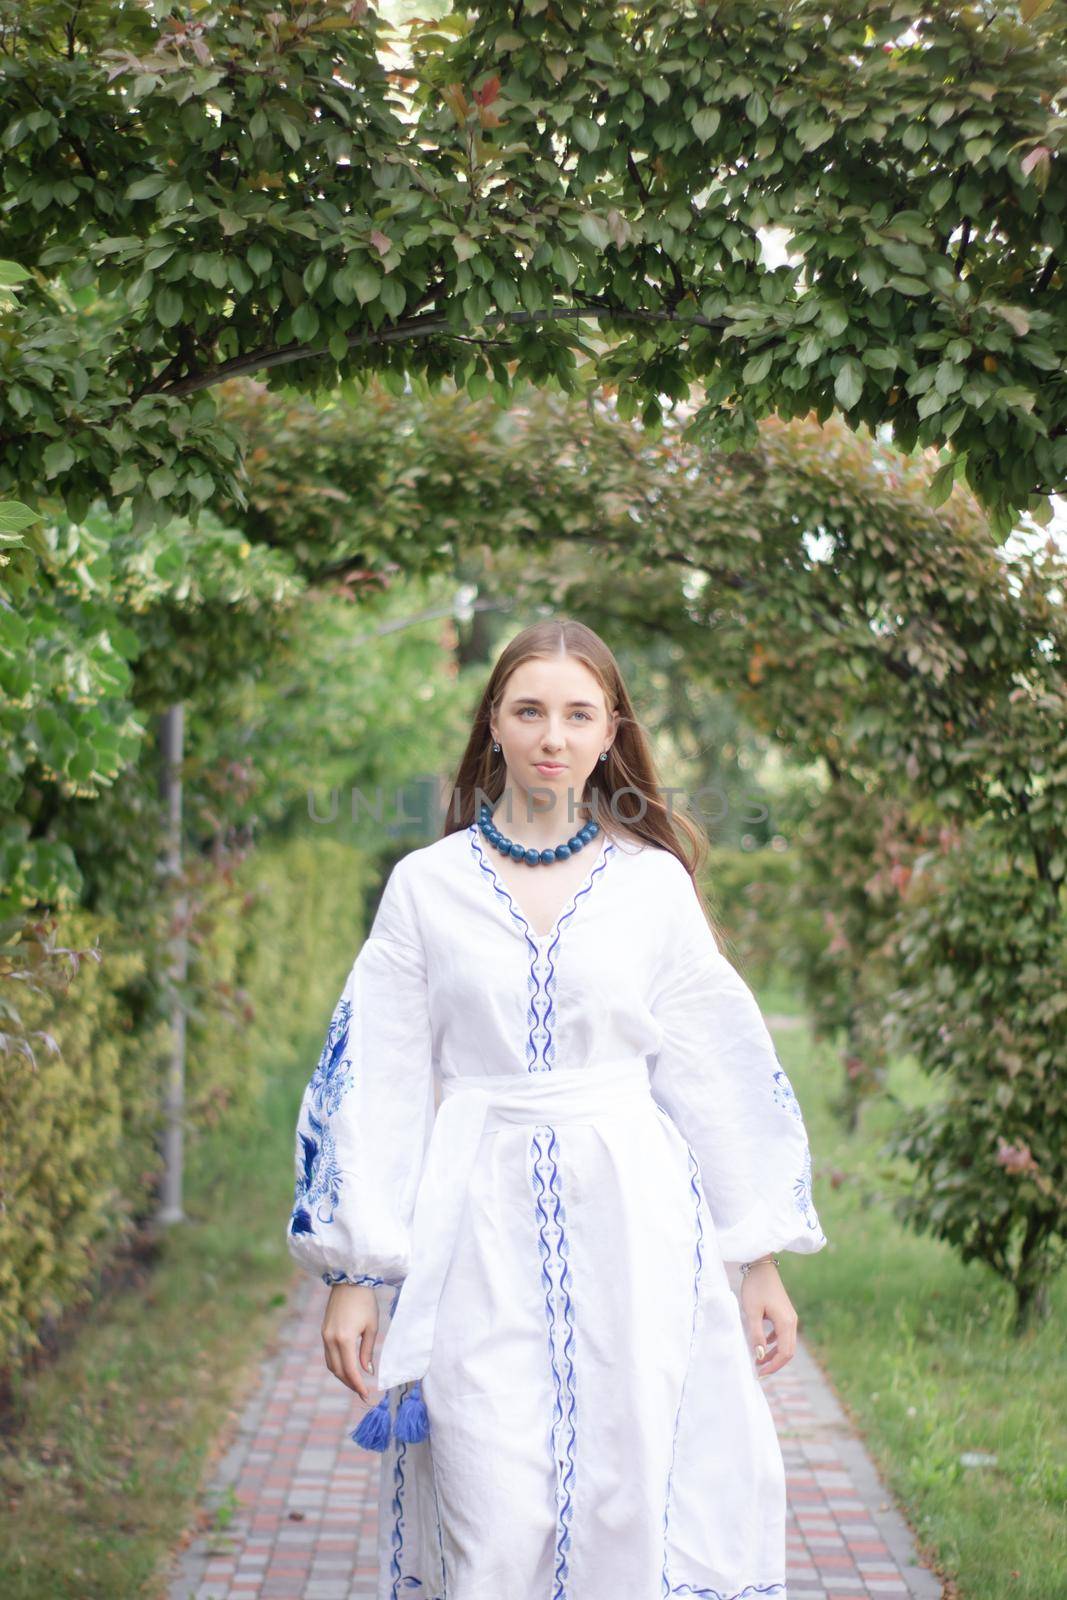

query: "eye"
(516, 706), (592, 720)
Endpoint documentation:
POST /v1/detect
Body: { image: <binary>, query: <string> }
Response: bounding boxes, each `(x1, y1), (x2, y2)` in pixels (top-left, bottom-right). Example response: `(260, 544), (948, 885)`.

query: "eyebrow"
(508, 696), (598, 709)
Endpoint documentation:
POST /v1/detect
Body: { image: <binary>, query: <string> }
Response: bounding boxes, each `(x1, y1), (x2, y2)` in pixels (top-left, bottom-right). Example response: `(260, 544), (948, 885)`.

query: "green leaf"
(0, 500), (41, 534)
(834, 357), (865, 410)
(796, 334), (822, 367)
(927, 177), (954, 211)
(934, 361), (965, 398)
(291, 302), (319, 341)
(797, 119), (833, 150)
(743, 350), (773, 384)
(42, 440), (75, 478)
(553, 246), (579, 287)
(127, 171), (168, 199)
(691, 108), (721, 141)
(276, 114), (302, 152)
(228, 258), (253, 295)
(856, 257), (887, 294)
(888, 275), (928, 297)
(248, 243), (273, 277)
(0, 260), (32, 287)
(155, 287), (183, 327)
(351, 267), (382, 305)
(126, 173), (168, 201)
(379, 276), (406, 319)
(881, 239), (927, 277)
(572, 117), (600, 152)
(745, 91), (768, 128)
(926, 459), (954, 508)
(303, 257), (327, 294)
(147, 465), (176, 500)
(577, 213), (610, 251)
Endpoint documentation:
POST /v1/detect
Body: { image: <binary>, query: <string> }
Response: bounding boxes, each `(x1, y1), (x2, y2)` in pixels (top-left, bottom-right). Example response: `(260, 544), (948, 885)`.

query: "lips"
(535, 762), (566, 772)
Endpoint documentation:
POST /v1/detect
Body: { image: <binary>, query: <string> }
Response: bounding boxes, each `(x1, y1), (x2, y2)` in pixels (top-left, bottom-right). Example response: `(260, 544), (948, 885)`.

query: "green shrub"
(0, 834), (373, 1378)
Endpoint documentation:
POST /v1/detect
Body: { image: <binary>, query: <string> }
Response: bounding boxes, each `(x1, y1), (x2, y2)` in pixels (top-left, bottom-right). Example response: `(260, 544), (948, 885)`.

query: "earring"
(600, 751), (608, 761)
(492, 742), (500, 752)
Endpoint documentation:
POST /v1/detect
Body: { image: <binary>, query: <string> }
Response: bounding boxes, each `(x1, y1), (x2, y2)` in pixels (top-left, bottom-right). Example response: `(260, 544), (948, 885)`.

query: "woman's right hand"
(322, 1283), (380, 1402)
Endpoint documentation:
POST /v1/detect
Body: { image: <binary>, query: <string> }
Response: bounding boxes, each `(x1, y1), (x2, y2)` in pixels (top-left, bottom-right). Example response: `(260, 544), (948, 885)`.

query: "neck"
(491, 786), (592, 848)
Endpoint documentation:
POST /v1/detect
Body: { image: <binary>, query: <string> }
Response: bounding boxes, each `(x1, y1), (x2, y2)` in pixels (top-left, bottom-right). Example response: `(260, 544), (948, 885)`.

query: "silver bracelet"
(739, 1253), (780, 1277)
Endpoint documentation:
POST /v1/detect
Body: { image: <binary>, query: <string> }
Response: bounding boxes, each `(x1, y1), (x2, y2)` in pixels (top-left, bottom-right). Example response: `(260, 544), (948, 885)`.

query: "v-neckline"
(467, 822), (615, 945)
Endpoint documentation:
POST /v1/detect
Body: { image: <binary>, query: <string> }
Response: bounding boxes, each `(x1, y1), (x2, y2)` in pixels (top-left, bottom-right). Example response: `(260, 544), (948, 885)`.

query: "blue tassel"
(351, 1391), (392, 1451)
(394, 1379), (430, 1443)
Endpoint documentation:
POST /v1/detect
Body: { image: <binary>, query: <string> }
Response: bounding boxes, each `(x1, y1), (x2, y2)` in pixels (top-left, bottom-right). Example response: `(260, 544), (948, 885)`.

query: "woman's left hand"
(739, 1260), (798, 1377)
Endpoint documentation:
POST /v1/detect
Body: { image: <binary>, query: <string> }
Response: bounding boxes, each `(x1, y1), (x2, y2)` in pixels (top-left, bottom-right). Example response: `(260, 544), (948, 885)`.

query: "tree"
(1, 0), (1063, 538)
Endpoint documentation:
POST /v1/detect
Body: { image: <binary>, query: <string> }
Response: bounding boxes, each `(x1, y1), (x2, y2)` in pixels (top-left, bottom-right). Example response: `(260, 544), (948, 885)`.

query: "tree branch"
(131, 303), (728, 402)
(1037, 251), (1058, 292)
(954, 218), (971, 279)
(626, 148), (649, 202)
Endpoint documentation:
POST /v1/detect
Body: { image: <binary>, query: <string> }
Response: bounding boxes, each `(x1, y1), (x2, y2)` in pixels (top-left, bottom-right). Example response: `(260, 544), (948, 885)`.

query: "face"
(490, 655), (618, 821)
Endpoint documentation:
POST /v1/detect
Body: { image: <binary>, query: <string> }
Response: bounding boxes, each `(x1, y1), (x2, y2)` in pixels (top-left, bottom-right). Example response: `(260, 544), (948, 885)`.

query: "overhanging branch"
(134, 304), (728, 403)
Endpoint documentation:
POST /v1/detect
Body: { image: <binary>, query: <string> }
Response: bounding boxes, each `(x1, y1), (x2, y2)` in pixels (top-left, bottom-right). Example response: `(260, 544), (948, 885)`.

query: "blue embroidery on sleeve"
(770, 1064), (824, 1235)
(322, 1269), (386, 1287)
(771, 1065), (803, 1122)
(795, 1145), (823, 1235)
(289, 991), (357, 1238)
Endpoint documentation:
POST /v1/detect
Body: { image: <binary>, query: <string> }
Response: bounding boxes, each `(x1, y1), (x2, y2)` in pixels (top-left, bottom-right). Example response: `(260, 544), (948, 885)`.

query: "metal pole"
(156, 703), (187, 1225)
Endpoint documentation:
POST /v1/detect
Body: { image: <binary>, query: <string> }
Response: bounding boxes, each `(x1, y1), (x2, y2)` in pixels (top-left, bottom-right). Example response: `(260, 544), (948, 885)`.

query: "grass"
(0, 1035), (317, 1600)
(772, 995), (1067, 1600)
(0, 987), (1063, 1599)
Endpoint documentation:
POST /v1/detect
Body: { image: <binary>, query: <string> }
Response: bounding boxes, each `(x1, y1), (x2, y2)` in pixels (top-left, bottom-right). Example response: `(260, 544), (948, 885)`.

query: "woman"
(287, 618), (827, 1600)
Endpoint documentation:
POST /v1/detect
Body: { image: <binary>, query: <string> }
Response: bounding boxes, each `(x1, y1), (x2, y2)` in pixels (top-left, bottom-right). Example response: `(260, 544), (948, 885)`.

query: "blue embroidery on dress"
(532, 1125), (577, 1599)
(387, 1404), (446, 1600)
(427, 1426), (449, 1597)
(661, 1151), (787, 1599)
(661, 1143), (706, 1597)
(542, 845), (614, 1069)
(469, 827), (548, 1071)
(469, 824), (615, 1074)
(289, 991), (357, 1238)
(668, 1583), (786, 1598)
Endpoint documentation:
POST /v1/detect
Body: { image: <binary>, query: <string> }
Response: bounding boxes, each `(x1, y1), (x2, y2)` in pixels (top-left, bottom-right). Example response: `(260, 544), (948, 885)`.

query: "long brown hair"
(439, 618), (724, 942)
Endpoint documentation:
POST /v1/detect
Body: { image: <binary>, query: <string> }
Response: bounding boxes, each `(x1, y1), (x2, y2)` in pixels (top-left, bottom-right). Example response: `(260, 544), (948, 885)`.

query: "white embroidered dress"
(287, 823), (827, 1600)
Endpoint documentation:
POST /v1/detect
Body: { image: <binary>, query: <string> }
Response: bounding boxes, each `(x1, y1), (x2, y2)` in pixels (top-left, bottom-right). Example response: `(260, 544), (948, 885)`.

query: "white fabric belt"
(375, 1056), (656, 1389)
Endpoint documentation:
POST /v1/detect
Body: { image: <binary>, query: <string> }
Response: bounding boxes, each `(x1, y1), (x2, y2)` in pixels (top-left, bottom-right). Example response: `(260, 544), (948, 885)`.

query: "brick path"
(166, 1268), (942, 1600)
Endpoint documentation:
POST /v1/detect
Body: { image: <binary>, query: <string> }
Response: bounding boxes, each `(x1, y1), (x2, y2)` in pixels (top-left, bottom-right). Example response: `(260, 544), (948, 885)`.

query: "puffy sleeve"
(647, 854), (827, 1267)
(286, 854), (436, 1290)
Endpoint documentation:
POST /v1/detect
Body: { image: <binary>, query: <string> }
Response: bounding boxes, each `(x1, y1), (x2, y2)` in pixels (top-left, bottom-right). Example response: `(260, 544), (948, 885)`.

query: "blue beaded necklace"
(477, 799), (601, 865)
